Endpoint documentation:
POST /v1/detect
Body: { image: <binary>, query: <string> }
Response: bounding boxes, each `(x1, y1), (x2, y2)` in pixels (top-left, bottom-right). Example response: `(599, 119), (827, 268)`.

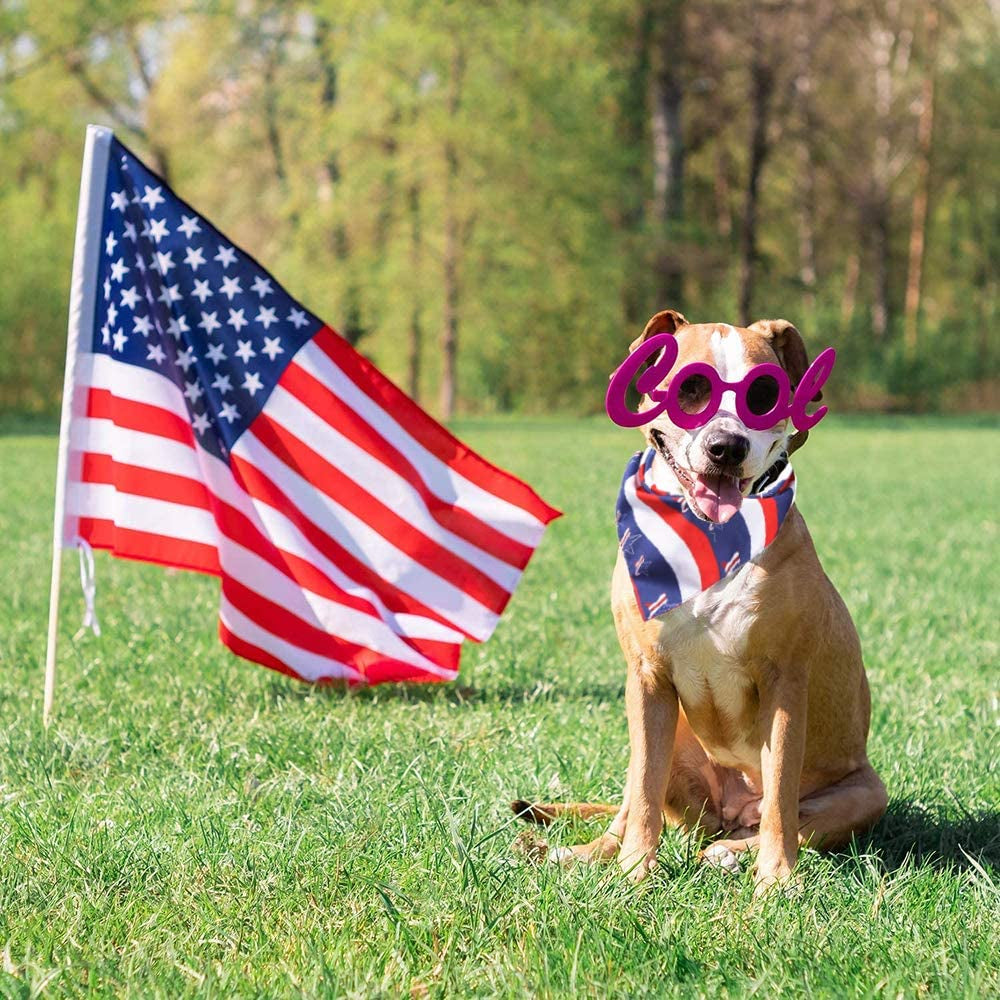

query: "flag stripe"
(279, 359), (537, 569)
(306, 332), (557, 542)
(234, 428), (499, 637)
(228, 452), (485, 640)
(263, 384), (522, 591)
(77, 516), (221, 575)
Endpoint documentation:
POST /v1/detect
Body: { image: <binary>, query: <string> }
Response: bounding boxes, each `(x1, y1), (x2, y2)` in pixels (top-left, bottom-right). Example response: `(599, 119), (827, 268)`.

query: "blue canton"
(91, 138), (322, 462)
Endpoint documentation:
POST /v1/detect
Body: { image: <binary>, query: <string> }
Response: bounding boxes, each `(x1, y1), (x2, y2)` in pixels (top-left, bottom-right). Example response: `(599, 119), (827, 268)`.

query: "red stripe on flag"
(280, 360), (536, 569)
(229, 453), (476, 639)
(208, 493), (461, 674)
(87, 388), (195, 447)
(636, 488), (718, 591)
(221, 577), (446, 683)
(82, 453), (212, 511)
(248, 413), (511, 616)
(77, 516), (221, 575)
(313, 327), (560, 523)
(218, 619), (452, 687)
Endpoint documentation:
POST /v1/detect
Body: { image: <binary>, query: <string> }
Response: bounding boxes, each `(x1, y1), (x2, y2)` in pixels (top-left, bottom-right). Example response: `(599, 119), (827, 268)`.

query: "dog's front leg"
(755, 670), (808, 894)
(619, 661), (678, 882)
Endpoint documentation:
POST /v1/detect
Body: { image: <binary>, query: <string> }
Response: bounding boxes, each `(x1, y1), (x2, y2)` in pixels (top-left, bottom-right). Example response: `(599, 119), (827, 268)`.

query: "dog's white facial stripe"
(710, 326), (748, 382)
(710, 327), (749, 416)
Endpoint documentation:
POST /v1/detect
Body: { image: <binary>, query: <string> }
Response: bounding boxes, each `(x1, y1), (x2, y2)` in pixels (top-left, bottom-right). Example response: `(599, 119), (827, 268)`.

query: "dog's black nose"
(705, 432), (750, 467)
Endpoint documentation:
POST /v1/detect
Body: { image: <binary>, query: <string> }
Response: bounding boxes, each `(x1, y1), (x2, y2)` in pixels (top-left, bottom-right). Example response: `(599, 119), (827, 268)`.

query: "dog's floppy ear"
(748, 318), (817, 398)
(629, 308), (688, 354)
(750, 318), (816, 456)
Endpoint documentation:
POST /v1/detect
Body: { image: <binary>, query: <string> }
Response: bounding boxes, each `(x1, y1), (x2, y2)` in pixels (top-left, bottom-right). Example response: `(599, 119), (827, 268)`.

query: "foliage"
(0, 1), (997, 417)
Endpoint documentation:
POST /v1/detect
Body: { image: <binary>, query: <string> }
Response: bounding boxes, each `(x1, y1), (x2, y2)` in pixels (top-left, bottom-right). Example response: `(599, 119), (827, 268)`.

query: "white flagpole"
(44, 124), (113, 726)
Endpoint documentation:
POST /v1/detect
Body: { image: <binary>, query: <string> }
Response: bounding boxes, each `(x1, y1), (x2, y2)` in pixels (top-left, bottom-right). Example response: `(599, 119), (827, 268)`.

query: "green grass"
(0, 416), (997, 998)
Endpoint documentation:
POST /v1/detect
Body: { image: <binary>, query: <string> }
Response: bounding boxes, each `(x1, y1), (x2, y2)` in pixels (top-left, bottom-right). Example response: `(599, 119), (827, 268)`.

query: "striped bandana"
(616, 447), (797, 620)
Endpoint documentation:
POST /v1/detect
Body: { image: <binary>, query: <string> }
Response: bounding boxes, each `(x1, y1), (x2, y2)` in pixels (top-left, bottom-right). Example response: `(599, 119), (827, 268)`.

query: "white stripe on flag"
(218, 539), (457, 679)
(295, 342), (547, 547)
(266, 382), (522, 588)
(235, 428), (499, 640)
(219, 595), (365, 684)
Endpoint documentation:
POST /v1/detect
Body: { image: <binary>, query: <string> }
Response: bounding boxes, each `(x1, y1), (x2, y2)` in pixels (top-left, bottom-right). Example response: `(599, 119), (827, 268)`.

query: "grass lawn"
(0, 415), (997, 998)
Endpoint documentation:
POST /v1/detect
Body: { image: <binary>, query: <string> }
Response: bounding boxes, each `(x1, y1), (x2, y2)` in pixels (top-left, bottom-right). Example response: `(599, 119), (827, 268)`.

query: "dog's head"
(631, 309), (814, 524)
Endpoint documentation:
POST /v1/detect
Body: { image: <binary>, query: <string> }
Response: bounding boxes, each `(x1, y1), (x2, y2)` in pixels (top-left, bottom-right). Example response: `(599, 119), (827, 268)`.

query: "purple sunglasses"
(605, 332), (835, 432)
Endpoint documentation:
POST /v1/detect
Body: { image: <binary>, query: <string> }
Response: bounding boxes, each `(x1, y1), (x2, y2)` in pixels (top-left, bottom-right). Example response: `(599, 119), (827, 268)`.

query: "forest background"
(1, 0), (997, 420)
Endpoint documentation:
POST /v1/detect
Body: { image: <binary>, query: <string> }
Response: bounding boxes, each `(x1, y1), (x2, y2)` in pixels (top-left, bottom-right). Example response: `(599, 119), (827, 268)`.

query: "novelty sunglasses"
(605, 332), (835, 432)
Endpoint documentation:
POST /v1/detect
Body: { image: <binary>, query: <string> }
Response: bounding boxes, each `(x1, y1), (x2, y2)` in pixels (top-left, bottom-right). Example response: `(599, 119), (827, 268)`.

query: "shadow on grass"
(264, 677), (626, 706)
(851, 799), (1000, 874)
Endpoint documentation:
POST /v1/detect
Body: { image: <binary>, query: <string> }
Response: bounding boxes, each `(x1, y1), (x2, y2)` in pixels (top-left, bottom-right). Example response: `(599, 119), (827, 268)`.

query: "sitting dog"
(515, 309), (887, 892)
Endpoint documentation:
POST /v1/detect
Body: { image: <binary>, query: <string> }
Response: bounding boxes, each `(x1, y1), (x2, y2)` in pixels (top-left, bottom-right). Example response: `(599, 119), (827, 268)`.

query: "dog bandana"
(616, 448), (797, 620)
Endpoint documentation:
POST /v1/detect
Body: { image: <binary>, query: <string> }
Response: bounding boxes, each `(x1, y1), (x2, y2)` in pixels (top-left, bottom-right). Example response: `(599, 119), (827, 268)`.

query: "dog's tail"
(511, 799), (617, 826)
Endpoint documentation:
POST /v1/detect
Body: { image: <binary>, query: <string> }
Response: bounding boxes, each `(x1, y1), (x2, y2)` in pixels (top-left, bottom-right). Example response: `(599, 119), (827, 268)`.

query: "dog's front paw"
(618, 840), (658, 882)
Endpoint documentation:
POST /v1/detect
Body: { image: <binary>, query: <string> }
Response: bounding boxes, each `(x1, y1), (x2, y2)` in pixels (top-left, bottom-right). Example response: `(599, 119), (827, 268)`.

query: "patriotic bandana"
(616, 447), (797, 620)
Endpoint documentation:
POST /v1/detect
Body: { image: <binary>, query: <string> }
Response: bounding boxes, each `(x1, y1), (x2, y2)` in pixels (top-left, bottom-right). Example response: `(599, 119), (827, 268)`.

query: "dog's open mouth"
(651, 429), (752, 524)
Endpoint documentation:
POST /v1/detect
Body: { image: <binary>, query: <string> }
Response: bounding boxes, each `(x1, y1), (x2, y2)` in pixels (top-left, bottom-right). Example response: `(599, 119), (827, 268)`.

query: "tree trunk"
(793, 15), (817, 319)
(738, 36), (774, 326)
(407, 183), (423, 402)
(841, 251), (860, 329)
(903, 2), (939, 356)
(439, 47), (465, 421)
(649, 0), (685, 306)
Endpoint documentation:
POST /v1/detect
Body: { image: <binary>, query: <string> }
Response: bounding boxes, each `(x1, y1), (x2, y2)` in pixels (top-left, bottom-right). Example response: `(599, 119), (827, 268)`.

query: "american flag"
(59, 127), (560, 685)
(616, 448), (796, 620)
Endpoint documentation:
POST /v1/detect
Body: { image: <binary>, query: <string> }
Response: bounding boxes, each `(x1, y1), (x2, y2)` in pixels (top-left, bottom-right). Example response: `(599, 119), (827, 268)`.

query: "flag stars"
(123, 221), (138, 243)
(105, 231), (118, 256)
(235, 339), (257, 364)
(178, 214), (201, 239)
(192, 411), (212, 435)
(227, 308), (248, 332)
(242, 371), (264, 397)
(206, 342), (227, 364)
(103, 278), (111, 301)
(255, 306), (278, 330)
(155, 251), (175, 275)
(212, 372), (233, 395)
(288, 308), (309, 329)
(261, 336), (284, 361)
(120, 286), (140, 310)
(214, 245), (237, 268)
(158, 284), (182, 306)
(148, 218), (170, 243)
(219, 401), (240, 424)
(184, 379), (204, 403)
(133, 315), (153, 337)
(146, 343), (166, 365)
(112, 329), (128, 352)
(251, 275), (274, 298)
(110, 190), (129, 212)
(140, 185), (165, 209)
(168, 315), (190, 339)
(106, 302), (118, 327)
(192, 279), (213, 304)
(177, 347), (196, 372)
(219, 275), (242, 300)
(198, 311), (221, 335)
(184, 246), (206, 271)
(101, 324), (110, 346)
(110, 259), (130, 282)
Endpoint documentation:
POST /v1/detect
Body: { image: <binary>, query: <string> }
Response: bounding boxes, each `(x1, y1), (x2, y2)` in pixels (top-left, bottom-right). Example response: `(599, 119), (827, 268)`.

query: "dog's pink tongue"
(691, 474), (744, 524)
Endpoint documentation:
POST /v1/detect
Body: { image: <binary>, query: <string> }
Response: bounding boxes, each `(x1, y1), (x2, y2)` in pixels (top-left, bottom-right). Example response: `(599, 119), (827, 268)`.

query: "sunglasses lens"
(677, 373), (713, 414)
(746, 374), (780, 415)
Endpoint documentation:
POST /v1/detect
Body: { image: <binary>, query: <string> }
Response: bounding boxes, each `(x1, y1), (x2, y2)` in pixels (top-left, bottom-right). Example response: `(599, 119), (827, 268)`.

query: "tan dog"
(515, 309), (887, 893)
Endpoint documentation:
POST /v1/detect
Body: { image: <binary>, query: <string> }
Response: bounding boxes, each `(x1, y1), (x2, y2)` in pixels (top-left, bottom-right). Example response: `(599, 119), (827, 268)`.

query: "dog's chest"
(657, 563), (762, 768)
